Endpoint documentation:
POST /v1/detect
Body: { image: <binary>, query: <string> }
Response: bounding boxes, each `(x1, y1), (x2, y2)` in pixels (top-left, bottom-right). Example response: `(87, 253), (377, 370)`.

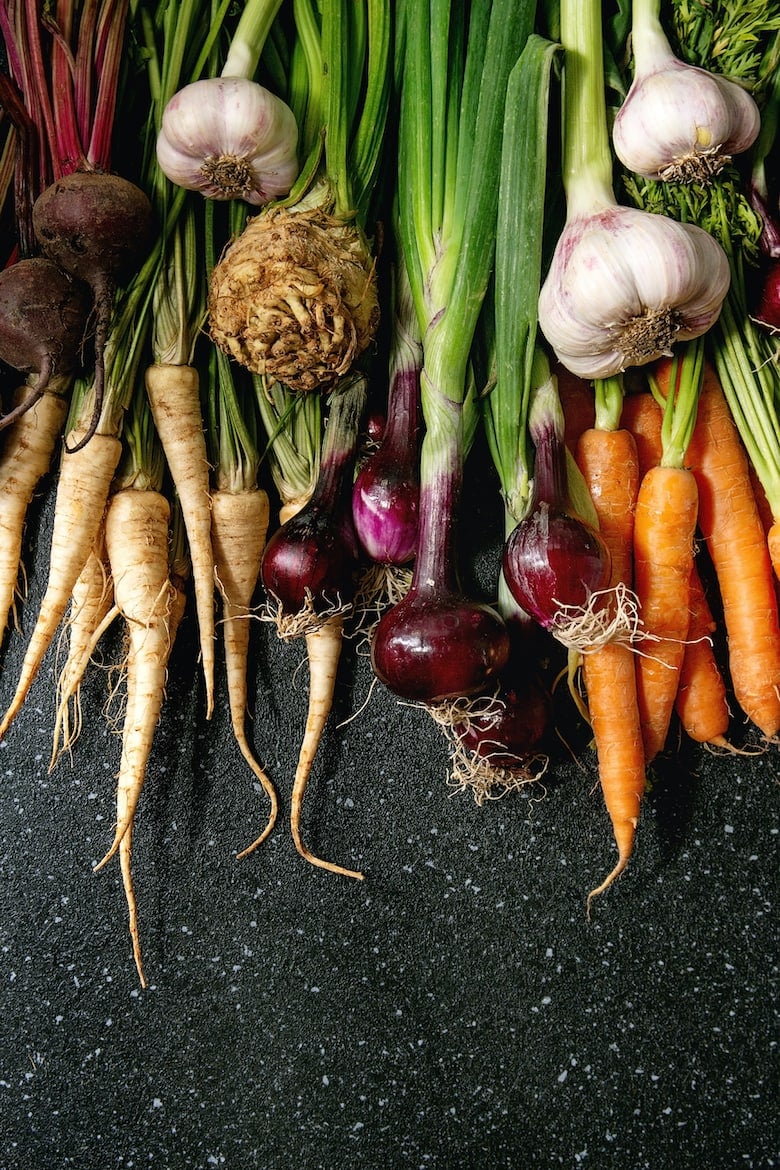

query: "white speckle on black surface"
(0, 468), (777, 1170)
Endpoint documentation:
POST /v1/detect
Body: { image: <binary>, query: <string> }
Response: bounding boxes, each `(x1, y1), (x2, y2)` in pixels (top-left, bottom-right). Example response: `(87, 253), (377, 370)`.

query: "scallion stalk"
(370, 0), (536, 706)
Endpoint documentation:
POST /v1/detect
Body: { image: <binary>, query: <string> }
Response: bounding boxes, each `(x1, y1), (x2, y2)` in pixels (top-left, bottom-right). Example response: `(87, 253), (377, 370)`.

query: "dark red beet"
(0, 257), (91, 427)
(32, 171), (154, 450)
(370, 590), (510, 703)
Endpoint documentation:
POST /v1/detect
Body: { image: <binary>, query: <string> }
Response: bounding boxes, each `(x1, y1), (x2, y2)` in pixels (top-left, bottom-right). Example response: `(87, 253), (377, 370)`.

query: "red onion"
(261, 375), (365, 623)
(502, 378), (611, 639)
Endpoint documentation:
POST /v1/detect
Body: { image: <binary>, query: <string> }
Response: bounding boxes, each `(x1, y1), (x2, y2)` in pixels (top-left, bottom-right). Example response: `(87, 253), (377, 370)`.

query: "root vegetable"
(0, 428), (122, 741)
(0, 382), (70, 648)
(0, 258), (90, 427)
(633, 464), (699, 762)
(94, 487), (178, 988)
(32, 171), (154, 450)
(210, 487), (279, 858)
(144, 362), (216, 718)
(291, 615), (364, 881)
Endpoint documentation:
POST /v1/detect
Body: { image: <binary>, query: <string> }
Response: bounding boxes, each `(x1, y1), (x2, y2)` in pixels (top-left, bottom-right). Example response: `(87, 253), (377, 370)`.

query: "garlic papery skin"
(613, 0), (760, 183)
(156, 77), (299, 205)
(538, 204), (731, 379)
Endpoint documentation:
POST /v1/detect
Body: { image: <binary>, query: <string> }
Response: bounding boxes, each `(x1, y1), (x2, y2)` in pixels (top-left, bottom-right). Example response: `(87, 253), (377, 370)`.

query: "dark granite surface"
(0, 472), (777, 1170)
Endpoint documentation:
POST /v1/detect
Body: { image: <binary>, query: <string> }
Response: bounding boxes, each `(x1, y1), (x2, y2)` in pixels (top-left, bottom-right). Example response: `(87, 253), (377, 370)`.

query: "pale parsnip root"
(50, 531), (118, 769)
(0, 386), (70, 648)
(95, 487), (178, 988)
(0, 428), (122, 741)
(145, 363), (216, 718)
(292, 614), (364, 880)
(210, 488), (279, 858)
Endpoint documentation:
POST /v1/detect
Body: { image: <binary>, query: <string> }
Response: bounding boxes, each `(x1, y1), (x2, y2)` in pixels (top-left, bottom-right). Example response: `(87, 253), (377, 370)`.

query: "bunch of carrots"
(0, 0), (778, 986)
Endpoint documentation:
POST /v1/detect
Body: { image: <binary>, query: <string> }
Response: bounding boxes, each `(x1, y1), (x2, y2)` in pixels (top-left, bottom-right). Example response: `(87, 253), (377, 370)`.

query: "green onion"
(370, 0), (536, 706)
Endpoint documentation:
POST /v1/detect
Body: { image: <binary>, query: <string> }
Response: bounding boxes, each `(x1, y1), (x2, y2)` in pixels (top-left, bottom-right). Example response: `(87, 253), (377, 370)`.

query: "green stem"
(560, 0), (615, 217)
(593, 376), (625, 432)
(221, 0), (284, 79)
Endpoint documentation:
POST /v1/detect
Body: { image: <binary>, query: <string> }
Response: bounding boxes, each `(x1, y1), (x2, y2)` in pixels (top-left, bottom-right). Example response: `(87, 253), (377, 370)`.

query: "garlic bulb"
(156, 77), (299, 205)
(613, 0), (760, 182)
(538, 204), (730, 379)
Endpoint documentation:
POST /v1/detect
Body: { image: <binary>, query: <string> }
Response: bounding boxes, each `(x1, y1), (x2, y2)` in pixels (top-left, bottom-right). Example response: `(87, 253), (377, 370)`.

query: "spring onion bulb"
(537, 0), (730, 380)
(612, 0), (760, 184)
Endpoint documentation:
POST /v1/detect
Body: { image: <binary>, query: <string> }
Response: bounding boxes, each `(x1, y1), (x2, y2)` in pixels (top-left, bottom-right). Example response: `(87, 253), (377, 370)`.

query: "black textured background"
(0, 446), (777, 1170)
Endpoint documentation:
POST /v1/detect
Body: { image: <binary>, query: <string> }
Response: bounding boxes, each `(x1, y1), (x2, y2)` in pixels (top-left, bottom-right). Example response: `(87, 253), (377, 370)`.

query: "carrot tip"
(586, 854), (630, 920)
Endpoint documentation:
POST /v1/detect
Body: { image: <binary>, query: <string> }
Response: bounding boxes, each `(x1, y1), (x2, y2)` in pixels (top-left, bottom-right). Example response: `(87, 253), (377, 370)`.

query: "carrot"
(575, 426), (638, 587)
(659, 357), (780, 739)
(556, 364), (596, 452)
(291, 614), (364, 880)
(0, 427), (122, 740)
(675, 565), (730, 748)
(145, 363), (216, 719)
(94, 486), (177, 988)
(0, 383), (70, 648)
(50, 531), (118, 768)
(633, 463), (699, 762)
(621, 381), (732, 751)
(210, 487), (279, 858)
(575, 423), (646, 908)
(620, 390), (663, 476)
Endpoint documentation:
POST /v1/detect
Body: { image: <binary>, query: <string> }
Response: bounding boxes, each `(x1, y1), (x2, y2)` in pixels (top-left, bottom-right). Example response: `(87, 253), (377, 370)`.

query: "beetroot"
(0, 257), (91, 427)
(32, 171), (154, 449)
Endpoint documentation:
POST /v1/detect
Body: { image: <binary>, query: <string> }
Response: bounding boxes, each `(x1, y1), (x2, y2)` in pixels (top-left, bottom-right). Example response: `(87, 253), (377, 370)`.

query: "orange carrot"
(623, 380), (732, 750)
(633, 464), (699, 762)
(145, 363), (216, 719)
(0, 383), (70, 648)
(675, 565), (730, 747)
(575, 427), (638, 587)
(660, 358), (780, 739)
(556, 364), (596, 452)
(620, 391), (663, 476)
(210, 487), (279, 858)
(0, 427), (122, 741)
(575, 426), (645, 908)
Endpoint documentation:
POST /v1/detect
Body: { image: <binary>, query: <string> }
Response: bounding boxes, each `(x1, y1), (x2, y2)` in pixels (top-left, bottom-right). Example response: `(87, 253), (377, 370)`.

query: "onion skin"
(502, 504), (612, 631)
(261, 502), (359, 617)
(453, 671), (550, 767)
(371, 590), (510, 703)
(754, 260), (780, 332)
(352, 455), (419, 564)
